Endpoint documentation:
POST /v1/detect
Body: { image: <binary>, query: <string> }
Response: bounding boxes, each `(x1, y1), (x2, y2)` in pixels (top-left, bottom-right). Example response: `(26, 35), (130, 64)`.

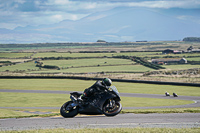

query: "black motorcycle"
(60, 86), (122, 118)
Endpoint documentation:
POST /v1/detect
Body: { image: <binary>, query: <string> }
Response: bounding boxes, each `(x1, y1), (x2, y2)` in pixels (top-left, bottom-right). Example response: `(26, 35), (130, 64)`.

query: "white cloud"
(177, 15), (200, 24)
(51, 14), (63, 21)
(86, 14), (107, 21)
(54, 0), (71, 5)
(122, 0), (200, 9)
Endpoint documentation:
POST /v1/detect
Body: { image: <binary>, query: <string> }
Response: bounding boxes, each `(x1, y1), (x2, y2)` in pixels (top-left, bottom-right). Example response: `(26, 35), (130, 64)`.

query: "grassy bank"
(122, 107), (200, 114)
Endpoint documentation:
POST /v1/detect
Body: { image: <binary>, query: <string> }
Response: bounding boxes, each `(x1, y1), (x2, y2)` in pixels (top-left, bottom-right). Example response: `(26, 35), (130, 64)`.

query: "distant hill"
(0, 7), (200, 43)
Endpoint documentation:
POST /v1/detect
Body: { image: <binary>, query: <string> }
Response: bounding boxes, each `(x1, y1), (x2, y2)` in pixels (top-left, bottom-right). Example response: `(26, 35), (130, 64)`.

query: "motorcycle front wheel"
(60, 101), (79, 118)
(102, 99), (122, 117)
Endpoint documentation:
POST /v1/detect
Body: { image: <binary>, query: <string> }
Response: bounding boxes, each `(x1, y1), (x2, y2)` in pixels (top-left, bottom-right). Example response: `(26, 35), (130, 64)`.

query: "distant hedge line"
(35, 57), (106, 60)
(0, 76), (199, 87)
(113, 55), (165, 70)
(132, 57), (165, 70)
(0, 61), (12, 63)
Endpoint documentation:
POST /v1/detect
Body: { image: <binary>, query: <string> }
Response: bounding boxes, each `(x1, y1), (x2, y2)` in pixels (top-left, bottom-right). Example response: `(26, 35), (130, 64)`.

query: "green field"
(0, 42), (200, 133)
(0, 57), (154, 73)
(0, 59), (32, 62)
(1, 79), (199, 96)
(32, 52), (200, 60)
(29, 65), (152, 73)
(0, 53), (33, 58)
(1, 51), (199, 59)
(0, 44), (200, 119)
(0, 92), (193, 108)
(187, 57), (200, 61)
(33, 52), (114, 58)
(41, 58), (134, 68)
(32, 52), (161, 58)
(0, 51), (199, 76)
(0, 62), (37, 72)
(0, 78), (199, 118)
(164, 64), (200, 70)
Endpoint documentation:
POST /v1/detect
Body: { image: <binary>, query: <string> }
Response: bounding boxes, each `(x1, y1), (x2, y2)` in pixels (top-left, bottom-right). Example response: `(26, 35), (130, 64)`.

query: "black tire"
(102, 100), (122, 117)
(60, 101), (79, 118)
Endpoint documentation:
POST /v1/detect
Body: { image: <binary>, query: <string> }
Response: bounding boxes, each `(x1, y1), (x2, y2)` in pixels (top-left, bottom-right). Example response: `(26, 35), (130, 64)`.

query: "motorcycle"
(60, 86), (122, 118)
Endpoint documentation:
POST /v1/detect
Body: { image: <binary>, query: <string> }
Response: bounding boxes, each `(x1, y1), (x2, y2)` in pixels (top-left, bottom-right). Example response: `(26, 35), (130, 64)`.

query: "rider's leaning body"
(80, 78), (112, 100)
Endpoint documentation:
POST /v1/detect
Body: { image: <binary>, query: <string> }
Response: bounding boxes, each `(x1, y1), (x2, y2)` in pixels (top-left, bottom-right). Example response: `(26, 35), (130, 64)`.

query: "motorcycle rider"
(79, 78), (112, 102)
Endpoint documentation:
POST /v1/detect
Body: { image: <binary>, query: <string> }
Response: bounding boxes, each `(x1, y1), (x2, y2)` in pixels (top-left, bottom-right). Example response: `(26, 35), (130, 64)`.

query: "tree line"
(183, 37), (200, 42)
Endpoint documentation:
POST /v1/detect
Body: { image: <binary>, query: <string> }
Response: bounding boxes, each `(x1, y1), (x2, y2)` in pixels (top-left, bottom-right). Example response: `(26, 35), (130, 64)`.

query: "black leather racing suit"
(83, 80), (108, 98)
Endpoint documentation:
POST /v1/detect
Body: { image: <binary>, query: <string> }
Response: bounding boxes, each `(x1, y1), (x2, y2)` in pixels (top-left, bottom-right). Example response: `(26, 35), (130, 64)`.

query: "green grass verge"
(0, 109), (60, 119)
(0, 109), (32, 118)
(0, 127), (200, 133)
(0, 92), (70, 107)
(0, 92), (193, 108)
(1, 107), (200, 119)
(0, 79), (199, 96)
(121, 97), (193, 107)
(0, 79), (92, 91)
(0, 92), (195, 118)
(122, 107), (200, 114)
(114, 82), (200, 96)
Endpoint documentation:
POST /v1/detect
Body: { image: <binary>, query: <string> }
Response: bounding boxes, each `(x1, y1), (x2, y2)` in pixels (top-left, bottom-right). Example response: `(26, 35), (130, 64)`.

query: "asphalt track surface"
(0, 89), (200, 130)
(1, 113), (200, 130)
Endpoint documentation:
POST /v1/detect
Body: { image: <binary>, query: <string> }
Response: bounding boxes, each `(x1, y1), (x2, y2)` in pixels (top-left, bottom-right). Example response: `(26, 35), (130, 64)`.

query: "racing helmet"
(102, 78), (112, 86)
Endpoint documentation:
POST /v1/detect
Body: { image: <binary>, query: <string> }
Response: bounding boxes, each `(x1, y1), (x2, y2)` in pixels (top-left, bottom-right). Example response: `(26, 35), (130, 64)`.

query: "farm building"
(162, 49), (183, 54)
(152, 58), (187, 65)
(162, 49), (174, 54)
(173, 50), (182, 54)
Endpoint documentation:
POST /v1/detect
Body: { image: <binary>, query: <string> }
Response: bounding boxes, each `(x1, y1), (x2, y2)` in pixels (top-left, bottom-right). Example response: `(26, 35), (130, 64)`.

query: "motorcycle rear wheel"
(102, 100), (122, 117)
(60, 101), (79, 118)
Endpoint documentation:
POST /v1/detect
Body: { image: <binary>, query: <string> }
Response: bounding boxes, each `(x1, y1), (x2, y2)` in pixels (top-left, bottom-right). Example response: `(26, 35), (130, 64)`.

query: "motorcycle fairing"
(97, 92), (119, 110)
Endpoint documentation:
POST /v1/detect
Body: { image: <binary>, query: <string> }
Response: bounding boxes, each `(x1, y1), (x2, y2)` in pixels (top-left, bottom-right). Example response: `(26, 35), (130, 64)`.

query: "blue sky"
(1, 0), (200, 30)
